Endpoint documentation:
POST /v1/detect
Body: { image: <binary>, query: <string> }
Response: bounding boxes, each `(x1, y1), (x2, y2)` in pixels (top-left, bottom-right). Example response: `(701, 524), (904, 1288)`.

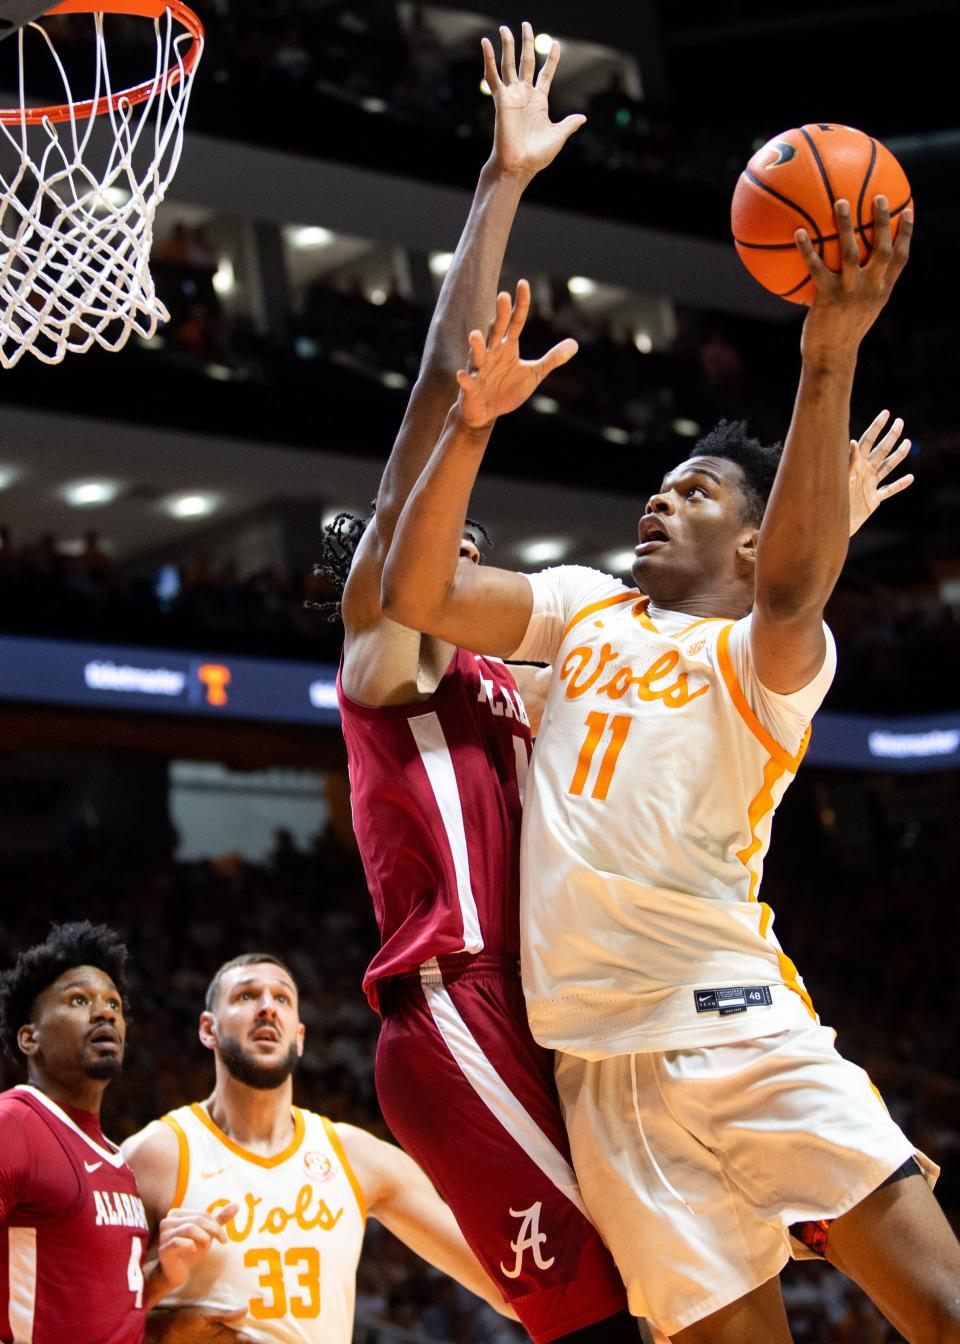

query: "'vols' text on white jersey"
(510, 566), (836, 1057)
(159, 1104), (365, 1344)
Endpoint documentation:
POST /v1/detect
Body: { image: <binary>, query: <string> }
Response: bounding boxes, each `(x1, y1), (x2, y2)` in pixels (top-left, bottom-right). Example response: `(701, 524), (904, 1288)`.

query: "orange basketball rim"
(0, 0), (204, 125)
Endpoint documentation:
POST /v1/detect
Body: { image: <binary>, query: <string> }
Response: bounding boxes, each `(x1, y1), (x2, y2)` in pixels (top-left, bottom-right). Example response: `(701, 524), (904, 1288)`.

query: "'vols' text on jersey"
(510, 566), (837, 1058)
(0, 1085), (149, 1344)
(159, 1104), (365, 1344)
(338, 647), (531, 1008)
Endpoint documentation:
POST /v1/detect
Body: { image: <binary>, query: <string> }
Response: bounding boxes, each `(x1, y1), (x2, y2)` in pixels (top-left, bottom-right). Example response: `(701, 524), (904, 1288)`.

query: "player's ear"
(198, 1010), (218, 1051)
(17, 1023), (39, 1058)
(737, 526), (758, 569)
(296, 1022), (306, 1058)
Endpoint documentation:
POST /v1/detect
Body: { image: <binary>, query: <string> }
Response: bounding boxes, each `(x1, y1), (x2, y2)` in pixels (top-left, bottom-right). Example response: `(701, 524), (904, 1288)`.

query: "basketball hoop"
(0, 0), (204, 367)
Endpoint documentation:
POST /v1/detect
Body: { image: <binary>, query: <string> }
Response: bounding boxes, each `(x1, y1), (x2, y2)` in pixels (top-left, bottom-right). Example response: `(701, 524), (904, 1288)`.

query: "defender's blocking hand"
(848, 408), (914, 536)
(456, 279), (577, 430)
(482, 21), (586, 179)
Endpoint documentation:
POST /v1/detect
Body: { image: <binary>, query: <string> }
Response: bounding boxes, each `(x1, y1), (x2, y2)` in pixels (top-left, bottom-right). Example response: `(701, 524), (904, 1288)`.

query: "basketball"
(731, 124), (913, 304)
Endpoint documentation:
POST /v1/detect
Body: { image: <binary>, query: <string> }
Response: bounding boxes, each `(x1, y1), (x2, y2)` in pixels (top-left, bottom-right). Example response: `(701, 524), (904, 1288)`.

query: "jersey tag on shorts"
(694, 985), (773, 1015)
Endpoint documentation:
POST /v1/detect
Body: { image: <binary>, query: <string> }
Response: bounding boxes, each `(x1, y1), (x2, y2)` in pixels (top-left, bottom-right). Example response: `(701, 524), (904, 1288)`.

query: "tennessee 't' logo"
(764, 141), (796, 168)
(197, 663), (231, 706)
(500, 1201), (555, 1279)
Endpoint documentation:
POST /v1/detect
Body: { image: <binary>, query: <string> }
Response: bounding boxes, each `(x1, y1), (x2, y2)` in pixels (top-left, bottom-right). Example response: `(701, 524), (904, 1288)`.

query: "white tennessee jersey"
(159, 1103), (365, 1344)
(510, 565), (836, 1057)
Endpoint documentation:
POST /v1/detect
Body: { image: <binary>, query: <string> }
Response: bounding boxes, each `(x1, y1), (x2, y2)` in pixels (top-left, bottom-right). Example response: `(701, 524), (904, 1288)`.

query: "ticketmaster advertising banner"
(1, 634), (957, 771)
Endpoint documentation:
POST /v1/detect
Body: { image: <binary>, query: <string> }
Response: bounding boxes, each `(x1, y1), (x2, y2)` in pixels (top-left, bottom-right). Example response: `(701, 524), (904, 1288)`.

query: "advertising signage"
(0, 634), (340, 728)
(1, 634), (957, 772)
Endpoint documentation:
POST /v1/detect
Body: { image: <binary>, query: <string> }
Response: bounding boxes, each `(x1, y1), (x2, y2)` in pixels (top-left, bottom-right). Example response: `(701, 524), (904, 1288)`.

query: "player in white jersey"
(123, 954), (514, 1344)
(377, 202), (960, 1342)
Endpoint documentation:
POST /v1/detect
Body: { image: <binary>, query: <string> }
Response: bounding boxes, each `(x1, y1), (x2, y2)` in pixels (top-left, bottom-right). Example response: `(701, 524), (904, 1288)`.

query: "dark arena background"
(1, 1), (958, 1339)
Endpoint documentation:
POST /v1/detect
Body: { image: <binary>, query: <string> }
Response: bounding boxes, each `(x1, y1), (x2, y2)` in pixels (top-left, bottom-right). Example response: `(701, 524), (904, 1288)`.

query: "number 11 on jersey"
(569, 711), (632, 800)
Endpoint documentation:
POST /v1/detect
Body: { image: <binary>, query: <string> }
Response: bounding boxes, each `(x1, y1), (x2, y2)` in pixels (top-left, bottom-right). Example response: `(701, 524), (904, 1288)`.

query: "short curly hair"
(0, 922), (130, 1062)
(692, 419), (783, 525)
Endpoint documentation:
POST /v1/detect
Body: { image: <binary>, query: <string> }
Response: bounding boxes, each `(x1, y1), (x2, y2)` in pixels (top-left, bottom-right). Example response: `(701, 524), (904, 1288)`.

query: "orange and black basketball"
(731, 123), (913, 304)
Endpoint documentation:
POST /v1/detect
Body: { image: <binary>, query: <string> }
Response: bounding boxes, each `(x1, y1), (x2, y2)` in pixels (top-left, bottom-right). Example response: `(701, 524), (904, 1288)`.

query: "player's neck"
(27, 1067), (107, 1117)
(204, 1074), (296, 1156)
(646, 577), (752, 620)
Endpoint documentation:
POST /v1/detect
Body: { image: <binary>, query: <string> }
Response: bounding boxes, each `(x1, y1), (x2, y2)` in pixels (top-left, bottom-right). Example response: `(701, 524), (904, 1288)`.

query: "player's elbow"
(380, 570), (436, 632)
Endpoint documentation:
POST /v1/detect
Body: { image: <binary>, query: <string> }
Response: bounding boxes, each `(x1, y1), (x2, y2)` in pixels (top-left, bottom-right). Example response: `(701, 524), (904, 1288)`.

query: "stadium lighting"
(633, 330), (653, 353)
(165, 494), (219, 519)
(672, 417), (701, 437)
(429, 252), (454, 277)
(567, 276), (597, 297)
(517, 538), (569, 564)
(605, 549), (637, 574)
(289, 226), (334, 250)
(534, 32), (554, 55)
(63, 481), (120, 507)
(212, 260), (235, 296)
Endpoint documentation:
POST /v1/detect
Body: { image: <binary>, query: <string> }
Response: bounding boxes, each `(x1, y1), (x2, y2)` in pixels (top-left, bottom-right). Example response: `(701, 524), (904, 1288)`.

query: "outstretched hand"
(848, 408), (914, 536)
(456, 280), (577, 429)
(483, 22), (586, 179)
(795, 195), (913, 360)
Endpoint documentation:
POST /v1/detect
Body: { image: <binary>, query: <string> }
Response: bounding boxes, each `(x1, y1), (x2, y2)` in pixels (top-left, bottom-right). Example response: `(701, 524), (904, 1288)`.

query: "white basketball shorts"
(554, 1015), (937, 1337)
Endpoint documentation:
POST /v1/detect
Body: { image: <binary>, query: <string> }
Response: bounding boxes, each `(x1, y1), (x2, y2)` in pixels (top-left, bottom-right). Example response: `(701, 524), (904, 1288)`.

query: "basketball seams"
(734, 195), (912, 251)
(733, 124), (910, 305)
(857, 137), (879, 237)
(742, 169), (824, 248)
(799, 125), (838, 216)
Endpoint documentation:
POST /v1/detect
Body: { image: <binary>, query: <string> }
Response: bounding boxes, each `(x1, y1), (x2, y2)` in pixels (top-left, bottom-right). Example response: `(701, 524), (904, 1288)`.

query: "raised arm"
(751, 195), (912, 693)
(341, 24), (584, 704)
(380, 281), (576, 656)
(337, 1123), (515, 1318)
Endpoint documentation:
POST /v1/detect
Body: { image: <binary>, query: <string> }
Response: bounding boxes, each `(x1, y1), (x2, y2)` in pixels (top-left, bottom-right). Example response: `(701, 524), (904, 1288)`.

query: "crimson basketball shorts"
(374, 954), (628, 1343)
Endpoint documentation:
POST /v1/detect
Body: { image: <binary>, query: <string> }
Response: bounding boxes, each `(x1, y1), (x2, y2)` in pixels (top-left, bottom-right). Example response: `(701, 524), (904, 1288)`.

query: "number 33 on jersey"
(158, 1104), (365, 1343)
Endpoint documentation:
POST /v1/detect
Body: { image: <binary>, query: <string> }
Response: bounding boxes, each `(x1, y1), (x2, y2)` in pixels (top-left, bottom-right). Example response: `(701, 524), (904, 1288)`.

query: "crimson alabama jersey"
(338, 647), (531, 1009)
(0, 1085), (149, 1344)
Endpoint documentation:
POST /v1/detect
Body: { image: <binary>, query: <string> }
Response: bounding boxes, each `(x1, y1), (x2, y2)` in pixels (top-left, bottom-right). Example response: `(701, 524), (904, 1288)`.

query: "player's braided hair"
(692, 419), (783, 525)
(0, 921), (130, 1062)
(308, 503), (492, 623)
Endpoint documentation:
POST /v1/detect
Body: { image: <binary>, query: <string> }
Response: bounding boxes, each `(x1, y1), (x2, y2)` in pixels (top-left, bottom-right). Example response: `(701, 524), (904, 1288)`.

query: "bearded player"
(123, 953), (514, 1344)
(331, 21), (638, 1344)
(0, 922), (236, 1344)
(379, 200), (960, 1342)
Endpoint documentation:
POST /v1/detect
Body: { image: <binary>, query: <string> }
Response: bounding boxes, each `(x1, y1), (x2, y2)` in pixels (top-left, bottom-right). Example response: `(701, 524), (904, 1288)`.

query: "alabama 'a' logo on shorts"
(500, 1201), (555, 1278)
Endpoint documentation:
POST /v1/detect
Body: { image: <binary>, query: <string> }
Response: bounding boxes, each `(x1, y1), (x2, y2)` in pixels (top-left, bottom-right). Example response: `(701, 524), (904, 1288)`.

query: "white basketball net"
(0, 7), (202, 368)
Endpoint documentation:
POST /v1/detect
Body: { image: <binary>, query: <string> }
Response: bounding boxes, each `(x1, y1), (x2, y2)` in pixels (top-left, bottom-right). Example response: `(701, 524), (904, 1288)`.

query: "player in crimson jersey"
(327, 23), (640, 1344)
(0, 922), (238, 1344)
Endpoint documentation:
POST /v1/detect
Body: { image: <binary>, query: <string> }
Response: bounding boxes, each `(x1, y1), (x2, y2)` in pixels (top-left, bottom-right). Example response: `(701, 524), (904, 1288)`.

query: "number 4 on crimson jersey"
(0, 1085), (150, 1344)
